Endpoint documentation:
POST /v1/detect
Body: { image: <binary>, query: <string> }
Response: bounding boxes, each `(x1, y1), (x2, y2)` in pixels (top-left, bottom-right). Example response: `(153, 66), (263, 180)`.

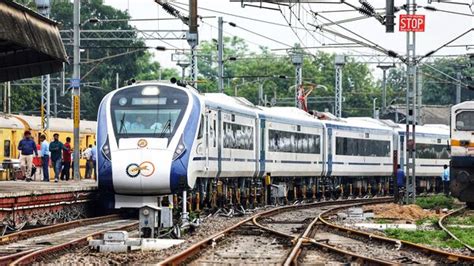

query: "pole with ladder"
(405, 0), (417, 204)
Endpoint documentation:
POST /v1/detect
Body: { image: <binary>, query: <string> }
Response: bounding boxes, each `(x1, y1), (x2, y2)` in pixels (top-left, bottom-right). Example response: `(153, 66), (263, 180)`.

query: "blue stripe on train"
(169, 93), (201, 193)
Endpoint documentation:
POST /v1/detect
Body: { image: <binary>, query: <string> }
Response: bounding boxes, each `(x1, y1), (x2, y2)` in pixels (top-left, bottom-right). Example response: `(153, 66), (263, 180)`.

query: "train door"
(11, 130), (17, 158)
(206, 109), (218, 177)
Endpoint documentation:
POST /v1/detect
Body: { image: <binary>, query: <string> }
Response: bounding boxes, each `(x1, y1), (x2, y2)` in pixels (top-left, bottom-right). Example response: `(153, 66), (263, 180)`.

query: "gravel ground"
(50, 208), (274, 265)
(328, 204), (473, 257)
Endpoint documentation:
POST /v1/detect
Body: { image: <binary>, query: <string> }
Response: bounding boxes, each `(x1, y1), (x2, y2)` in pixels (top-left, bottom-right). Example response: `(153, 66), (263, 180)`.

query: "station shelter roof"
(0, 0), (67, 82)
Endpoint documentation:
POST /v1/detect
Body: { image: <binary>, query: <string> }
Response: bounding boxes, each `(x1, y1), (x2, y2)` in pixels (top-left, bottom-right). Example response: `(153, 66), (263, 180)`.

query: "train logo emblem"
(125, 162), (155, 178)
(126, 163), (140, 178)
(137, 139), (148, 148)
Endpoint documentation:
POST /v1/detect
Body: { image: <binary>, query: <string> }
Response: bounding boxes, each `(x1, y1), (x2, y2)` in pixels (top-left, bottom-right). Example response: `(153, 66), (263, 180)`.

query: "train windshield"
(110, 85), (189, 141)
(456, 111), (474, 131)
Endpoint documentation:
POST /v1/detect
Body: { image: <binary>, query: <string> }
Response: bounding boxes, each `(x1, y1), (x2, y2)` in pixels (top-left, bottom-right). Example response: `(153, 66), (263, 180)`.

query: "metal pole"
(116, 73), (119, 89)
(36, 0), (51, 130)
(72, 0), (81, 180)
(456, 71), (462, 104)
(6, 82), (10, 114)
(295, 63), (302, 107)
(217, 17), (224, 93)
(53, 86), (57, 117)
(335, 65), (343, 117)
(373, 98), (377, 119)
(2, 83), (6, 113)
(187, 0), (198, 88)
(417, 68), (423, 124)
(405, 0), (417, 204)
(382, 69), (387, 113)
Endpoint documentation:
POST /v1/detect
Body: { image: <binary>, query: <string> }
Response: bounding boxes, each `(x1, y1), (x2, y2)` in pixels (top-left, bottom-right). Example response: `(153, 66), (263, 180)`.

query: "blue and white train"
(97, 82), (450, 210)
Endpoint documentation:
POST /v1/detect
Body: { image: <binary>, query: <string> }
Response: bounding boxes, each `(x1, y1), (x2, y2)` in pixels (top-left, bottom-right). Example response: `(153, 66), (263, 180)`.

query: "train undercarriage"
(184, 175), (445, 212)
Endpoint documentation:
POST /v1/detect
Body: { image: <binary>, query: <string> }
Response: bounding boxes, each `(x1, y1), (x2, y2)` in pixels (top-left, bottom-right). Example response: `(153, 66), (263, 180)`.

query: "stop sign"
(399, 14), (425, 32)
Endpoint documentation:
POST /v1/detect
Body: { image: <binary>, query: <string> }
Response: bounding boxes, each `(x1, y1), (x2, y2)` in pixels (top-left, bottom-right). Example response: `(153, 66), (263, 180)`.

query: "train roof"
(396, 123), (449, 136)
(325, 117), (394, 132)
(203, 93), (260, 116)
(0, 115), (25, 129)
(259, 106), (324, 127)
(452, 101), (474, 111)
(15, 115), (96, 134)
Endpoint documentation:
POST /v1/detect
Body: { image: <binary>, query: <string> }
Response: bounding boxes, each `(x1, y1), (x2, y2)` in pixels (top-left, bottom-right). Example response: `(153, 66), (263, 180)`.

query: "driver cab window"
(456, 111), (474, 131)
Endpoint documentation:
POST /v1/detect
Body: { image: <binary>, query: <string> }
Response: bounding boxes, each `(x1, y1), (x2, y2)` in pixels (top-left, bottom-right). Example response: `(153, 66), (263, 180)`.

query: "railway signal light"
(385, 0), (395, 33)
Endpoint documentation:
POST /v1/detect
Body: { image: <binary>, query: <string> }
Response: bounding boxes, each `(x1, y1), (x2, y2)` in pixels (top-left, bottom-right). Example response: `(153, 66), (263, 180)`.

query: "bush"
(416, 195), (454, 210)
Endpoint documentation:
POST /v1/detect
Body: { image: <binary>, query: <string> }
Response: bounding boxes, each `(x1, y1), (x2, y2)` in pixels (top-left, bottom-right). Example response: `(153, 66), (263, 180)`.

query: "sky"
(102, 0), (473, 77)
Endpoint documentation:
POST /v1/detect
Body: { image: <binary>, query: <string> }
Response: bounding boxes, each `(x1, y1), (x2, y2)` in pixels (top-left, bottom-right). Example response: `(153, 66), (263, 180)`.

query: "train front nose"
(112, 148), (173, 195)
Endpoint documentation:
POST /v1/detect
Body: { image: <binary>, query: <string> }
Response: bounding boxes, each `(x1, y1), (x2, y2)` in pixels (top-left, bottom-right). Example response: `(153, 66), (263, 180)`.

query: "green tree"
(11, 0), (179, 120)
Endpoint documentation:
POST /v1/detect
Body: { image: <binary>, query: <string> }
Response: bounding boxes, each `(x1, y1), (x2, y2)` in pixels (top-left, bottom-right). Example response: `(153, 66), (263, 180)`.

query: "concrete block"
(141, 239), (185, 251)
(104, 231), (128, 241)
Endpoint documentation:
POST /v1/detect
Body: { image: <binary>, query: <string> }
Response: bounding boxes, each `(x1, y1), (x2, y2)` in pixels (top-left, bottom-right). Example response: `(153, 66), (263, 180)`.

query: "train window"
(268, 129), (320, 154)
(110, 85), (188, 142)
(456, 111), (474, 131)
(197, 115), (204, 139)
(213, 120), (216, 147)
(223, 122), (254, 150)
(4, 140), (10, 158)
(416, 143), (450, 159)
(336, 137), (390, 157)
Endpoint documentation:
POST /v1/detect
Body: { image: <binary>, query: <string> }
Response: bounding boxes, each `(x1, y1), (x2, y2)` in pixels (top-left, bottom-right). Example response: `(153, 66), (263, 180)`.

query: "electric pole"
(72, 0), (81, 181)
(291, 51), (303, 108)
(377, 64), (395, 114)
(405, 0), (417, 204)
(36, 0), (51, 131)
(217, 17), (224, 93)
(187, 0), (198, 88)
(456, 70), (462, 104)
(335, 55), (346, 118)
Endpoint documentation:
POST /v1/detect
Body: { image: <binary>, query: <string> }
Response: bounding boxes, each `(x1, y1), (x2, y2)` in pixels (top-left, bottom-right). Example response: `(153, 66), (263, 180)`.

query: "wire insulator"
(360, 0), (375, 13)
(358, 7), (373, 17)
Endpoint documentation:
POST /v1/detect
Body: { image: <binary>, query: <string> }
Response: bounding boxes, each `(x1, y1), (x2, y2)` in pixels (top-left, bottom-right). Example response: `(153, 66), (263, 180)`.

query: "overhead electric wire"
(311, 12), (402, 60)
(419, 28), (473, 61)
(172, 1), (306, 30)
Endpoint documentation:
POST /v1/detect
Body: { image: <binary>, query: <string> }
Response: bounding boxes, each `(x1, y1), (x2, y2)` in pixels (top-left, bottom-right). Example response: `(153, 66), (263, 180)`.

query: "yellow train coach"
(0, 114), (97, 180)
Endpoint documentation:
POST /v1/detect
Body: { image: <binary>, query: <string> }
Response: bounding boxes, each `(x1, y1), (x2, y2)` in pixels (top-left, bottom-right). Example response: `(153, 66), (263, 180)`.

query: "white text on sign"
(399, 14), (425, 32)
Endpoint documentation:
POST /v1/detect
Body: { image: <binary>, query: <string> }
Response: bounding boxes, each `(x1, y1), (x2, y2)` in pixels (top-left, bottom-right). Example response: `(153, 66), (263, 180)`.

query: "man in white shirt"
(82, 145), (92, 178)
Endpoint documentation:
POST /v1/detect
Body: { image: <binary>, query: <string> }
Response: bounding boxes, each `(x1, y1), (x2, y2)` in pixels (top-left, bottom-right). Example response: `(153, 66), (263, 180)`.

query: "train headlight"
(101, 137), (112, 161)
(142, 209), (150, 216)
(173, 135), (186, 161)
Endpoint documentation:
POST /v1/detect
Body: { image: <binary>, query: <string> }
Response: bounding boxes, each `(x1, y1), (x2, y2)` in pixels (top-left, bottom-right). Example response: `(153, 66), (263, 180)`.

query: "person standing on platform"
(442, 164), (450, 196)
(91, 143), (97, 179)
(82, 145), (92, 178)
(32, 142), (42, 181)
(49, 133), (64, 183)
(61, 137), (72, 181)
(39, 135), (50, 182)
(396, 164), (405, 199)
(18, 131), (38, 182)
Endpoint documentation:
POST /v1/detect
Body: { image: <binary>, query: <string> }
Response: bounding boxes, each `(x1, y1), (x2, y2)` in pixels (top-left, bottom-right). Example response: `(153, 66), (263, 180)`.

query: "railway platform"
(0, 180), (98, 231)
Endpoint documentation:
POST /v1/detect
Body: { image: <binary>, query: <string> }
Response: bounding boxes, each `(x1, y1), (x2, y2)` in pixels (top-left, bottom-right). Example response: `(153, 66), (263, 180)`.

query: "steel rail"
(282, 199), (394, 266)
(159, 197), (392, 265)
(0, 214), (120, 245)
(10, 221), (138, 265)
(318, 204), (474, 263)
(0, 214), (123, 265)
(438, 206), (474, 252)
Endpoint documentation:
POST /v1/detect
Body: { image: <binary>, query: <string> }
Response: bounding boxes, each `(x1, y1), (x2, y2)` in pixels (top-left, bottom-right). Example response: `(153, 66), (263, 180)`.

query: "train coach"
(450, 101), (474, 208)
(0, 114), (97, 179)
(97, 81), (451, 211)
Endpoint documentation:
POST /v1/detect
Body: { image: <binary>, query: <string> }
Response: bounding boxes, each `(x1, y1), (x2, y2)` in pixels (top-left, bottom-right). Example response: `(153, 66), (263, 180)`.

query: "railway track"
(160, 197), (391, 265)
(160, 197), (474, 265)
(0, 214), (138, 265)
(439, 206), (474, 253)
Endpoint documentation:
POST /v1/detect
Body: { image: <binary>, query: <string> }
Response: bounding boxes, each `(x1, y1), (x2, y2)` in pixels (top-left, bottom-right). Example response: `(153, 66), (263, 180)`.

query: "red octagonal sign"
(399, 14), (425, 32)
